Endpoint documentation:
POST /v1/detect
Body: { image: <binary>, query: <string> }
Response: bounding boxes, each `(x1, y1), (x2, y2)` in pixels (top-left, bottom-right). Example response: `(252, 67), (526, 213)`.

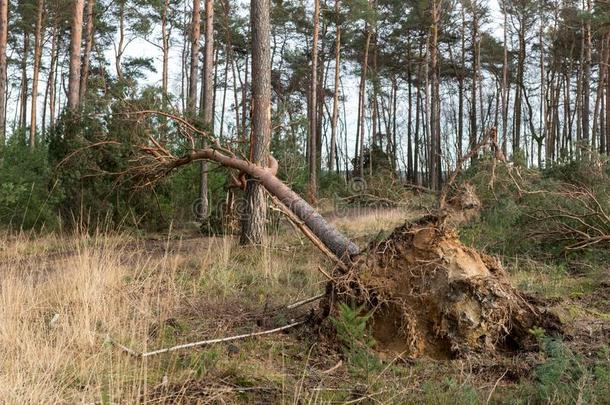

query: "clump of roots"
(327, 216), (560, 359)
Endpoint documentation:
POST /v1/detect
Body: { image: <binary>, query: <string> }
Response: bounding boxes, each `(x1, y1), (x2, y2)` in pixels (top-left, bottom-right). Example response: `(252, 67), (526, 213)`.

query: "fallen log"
(128, 119), (560, 359)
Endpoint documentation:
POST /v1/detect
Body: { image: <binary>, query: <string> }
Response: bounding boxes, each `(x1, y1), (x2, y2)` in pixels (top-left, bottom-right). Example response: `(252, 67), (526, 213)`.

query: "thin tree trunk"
(161, 0), (170, 101)
(197, 0), (213, 221)
(49, 31), (60, 129)
(43, 23), (59, 139)
(188, 0), (201, 113)
(0, 0), (7, 147)
(30, 0), (45, 148)
(470, 2), (479, 163)
(329, 0), (341, 172)
(501, 1), (509, 156)
(513, 24), (526, 156)
(407, 54), (413, 181)
(582, 0), (591, 155)
(430, 0), (441, 190)
(68, 0), (84, 111)
(79, 0), (95, 103)
(357, 24), (372, 177)
(19, 32), (30, 132)
(308, 0), (320, 198)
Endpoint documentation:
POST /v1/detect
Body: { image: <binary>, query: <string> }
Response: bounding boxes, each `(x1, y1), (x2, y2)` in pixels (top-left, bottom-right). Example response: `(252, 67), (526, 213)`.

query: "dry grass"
(0, 208), (608, 403)
(0, 227), (327, 403)
(331, 207), (420, 240)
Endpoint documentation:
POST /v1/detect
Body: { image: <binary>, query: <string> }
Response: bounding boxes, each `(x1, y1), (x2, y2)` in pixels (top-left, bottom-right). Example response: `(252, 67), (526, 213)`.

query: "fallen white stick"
(107, 320), (305, 358)
(286, 293), (325, 310)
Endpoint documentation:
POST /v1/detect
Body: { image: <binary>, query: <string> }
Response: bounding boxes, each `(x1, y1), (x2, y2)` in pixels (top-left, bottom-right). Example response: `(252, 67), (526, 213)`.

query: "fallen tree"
(126, 114), (559, 358)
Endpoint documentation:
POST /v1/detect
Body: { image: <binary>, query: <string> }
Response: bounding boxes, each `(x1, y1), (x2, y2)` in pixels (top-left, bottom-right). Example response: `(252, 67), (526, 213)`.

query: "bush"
(0, 137), (62, 230)
(518, 338), (610, 404)
(459, 156), (610, 260)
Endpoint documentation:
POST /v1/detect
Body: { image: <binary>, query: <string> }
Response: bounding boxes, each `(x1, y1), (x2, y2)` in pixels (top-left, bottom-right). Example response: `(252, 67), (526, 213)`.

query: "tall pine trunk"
(79, 0), (96, 103)
(68, 0), (84, 111)
(29, 0), (45, 148)
(0, 0), (7, 147)
(197, 0), (214, 221)
(241, 0), (272, 245)
(329, 0), (341, 173)
(308, 0), (320, 199)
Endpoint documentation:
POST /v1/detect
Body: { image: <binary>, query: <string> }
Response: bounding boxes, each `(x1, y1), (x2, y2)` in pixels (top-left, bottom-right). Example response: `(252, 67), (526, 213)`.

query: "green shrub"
(0, 138), (62, 230)
(330, 303), (379, 372)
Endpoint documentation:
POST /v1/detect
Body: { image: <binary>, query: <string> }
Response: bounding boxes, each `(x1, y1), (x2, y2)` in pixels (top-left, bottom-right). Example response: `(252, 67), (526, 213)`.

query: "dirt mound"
(330, 217), (560, 359)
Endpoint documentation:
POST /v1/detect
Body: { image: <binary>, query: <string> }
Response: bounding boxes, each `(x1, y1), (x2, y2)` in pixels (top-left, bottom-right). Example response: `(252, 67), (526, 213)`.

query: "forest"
(0, 0), (609, 403)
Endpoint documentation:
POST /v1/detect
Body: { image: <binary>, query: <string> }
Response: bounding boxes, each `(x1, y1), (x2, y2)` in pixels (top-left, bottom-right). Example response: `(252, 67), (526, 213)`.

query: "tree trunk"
(196, 0), (213, 222)
(501, 2), (509, 156)
(308, 0), (320, 198)
(19, 32), (29, 132)
(470, 2), (479, 163)
(458, 5), (465, 160)
(430, 1), (441, 190)
(42, 23), (59, 139)
(188, 0), (201, 113)
(79, 0), (96, 103)
(601, 38), (610, 155)
(68, 0), (84, 111)
(357, 25), (372, 177)
(240, 0), (272, 245)
(329, 0), (341, 172)
(30, 0), (45, 148)
(513, 25), (526, 156)
(161, 0), (170, 102)
(582, 0), (591, 155)
(48, 28), (60, 130)
(0, 0), (7, 147)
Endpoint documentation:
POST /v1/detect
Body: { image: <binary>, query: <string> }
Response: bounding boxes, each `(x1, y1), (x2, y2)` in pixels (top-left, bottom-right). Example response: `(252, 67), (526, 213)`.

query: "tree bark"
(308, 0), (320, 199)
(29, 0), (45, 148)
(501, 1), (509, 156)
(68, 0), (84, 111)
(0, 0), (7, 147)
(357, 24), (372, 177)
(188, 0), (201, 113)
(19, 32), (30, 132)
(79, 0), (96, 103)
(240, 0), (272, 245)
(582, 0), (591, 155)
(470, 1), (480, 163)
(329, 0), (341, 173)
(196, 0), (213, 222)
(161, 0), (170, 102)
(430, 1), (441, 190)
(513, 22), (526, 156)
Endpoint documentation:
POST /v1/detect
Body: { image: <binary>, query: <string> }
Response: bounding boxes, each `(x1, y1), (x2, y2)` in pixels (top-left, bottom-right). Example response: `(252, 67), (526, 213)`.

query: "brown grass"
(0, 207), (607, 403)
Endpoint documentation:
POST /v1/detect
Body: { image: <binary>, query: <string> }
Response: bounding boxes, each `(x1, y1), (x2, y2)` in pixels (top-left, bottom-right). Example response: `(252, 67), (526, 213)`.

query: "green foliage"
(460, 156), (610, 261)
(422, 378), (481, 404)
(0, 137), (62, 230)
(518, 338), (610, 404)
(330, 303), (379, 371)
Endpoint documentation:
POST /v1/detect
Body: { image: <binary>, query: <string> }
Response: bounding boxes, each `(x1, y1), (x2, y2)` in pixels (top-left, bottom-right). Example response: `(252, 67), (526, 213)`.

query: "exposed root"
(326, 216), (561, 359)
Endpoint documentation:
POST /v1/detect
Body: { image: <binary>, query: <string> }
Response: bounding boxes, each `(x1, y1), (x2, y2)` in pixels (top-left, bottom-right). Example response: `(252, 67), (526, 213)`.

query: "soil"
(329, 216), (561, 359)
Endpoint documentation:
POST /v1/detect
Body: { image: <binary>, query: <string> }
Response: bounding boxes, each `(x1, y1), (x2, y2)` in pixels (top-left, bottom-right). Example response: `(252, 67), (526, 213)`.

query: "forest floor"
(0, 202), (609, 404)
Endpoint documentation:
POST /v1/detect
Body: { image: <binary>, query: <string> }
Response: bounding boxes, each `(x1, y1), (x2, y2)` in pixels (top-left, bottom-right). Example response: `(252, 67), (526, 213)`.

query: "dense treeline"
(1, 0), (609, 230)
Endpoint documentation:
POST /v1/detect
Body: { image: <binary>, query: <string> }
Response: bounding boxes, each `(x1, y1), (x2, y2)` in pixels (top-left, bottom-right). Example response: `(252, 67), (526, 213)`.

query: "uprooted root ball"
(327, 217), (560, 359)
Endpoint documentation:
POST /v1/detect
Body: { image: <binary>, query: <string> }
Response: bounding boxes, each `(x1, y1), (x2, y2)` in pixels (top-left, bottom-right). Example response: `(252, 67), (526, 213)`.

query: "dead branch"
(106, 320), (305, 358)
(439, 127), (497, 213)
(528, 185), (610, 251)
